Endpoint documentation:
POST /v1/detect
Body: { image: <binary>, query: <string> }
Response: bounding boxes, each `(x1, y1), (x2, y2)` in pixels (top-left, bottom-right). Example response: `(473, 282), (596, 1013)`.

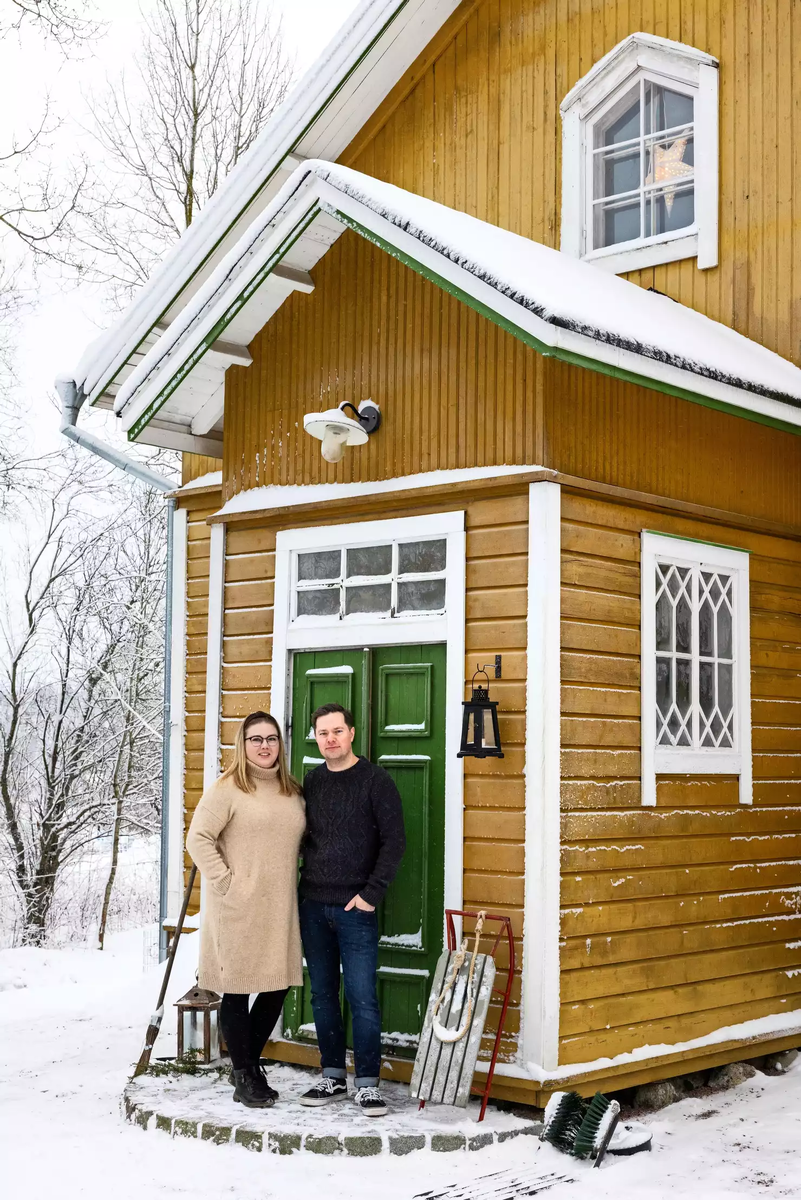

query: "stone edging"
(122, 1086), (542, 1156)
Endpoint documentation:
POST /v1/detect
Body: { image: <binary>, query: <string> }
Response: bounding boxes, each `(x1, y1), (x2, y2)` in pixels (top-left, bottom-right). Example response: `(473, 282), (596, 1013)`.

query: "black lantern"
(458, 662), (504, 759)
(175, 987), (221, 1064)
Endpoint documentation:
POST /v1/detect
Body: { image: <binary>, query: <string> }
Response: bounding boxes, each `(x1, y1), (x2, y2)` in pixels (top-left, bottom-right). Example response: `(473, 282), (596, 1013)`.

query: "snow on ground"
(2, 930), (801, 1199)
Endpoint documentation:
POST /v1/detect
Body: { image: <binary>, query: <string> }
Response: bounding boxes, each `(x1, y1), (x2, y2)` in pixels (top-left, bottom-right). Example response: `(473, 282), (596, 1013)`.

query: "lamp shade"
(457, 673), (504, 759)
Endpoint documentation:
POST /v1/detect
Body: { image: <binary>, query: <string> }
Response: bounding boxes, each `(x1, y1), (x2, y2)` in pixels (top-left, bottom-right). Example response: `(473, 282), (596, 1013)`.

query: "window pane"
(397, 579), (446, 612)
(345, 584), (391, 614)
(676, 658), (692, 722)
(717, 601), (733, 660)
(718, 662), (733, 721)
(645, 82), (693, 135)
(398, 539), (447, 575)
(699, 660), (715, 719)
(645, 184), (694, 237)
(297, 588), (340, 617)
(656, 589), (672, 651)
(346, 544), (391, 578)
(656, 656), (671, 720)
(699, 597), (714, 657)
(599, 86), (640, 145)
(676, 594), (692, 655)
(298, 550), (341, 582)
(596, 195), (640, 248)
(598, 145), (640, 198)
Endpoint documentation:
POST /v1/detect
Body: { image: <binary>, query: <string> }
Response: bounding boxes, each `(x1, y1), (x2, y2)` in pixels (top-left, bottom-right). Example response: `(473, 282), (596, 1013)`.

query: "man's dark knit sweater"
(300, 757), (406, 908)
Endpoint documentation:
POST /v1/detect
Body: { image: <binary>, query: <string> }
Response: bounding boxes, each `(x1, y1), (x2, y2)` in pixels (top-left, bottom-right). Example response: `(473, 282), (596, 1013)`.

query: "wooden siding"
(218, 489), (529, 1062)
(343, 0), (801, 367)
(179, 492), (219, 913)
(560, 490), (801, 1065)
(182, 453), (220, 486)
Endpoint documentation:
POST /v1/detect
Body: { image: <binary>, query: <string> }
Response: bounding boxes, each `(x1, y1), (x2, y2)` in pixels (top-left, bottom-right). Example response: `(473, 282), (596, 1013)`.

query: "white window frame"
(291, 535), (449, 627)
(271, 511), (466, 922)
(560, 33), (719, 274)
(641, 531), (751, 807)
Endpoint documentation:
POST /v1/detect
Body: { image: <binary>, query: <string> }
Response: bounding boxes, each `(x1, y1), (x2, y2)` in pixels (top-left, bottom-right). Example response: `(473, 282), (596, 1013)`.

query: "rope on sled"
(431, 911), (486, 1044)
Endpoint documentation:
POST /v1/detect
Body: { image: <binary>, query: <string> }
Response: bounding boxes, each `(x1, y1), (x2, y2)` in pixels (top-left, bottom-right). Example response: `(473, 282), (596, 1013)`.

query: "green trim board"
(93, 0), (413, 409)
(642, 529), (753, 555)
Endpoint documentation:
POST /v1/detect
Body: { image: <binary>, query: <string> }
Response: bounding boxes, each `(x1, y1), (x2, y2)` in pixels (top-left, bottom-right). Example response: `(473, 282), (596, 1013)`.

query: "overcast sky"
(1, 0), (360, 453)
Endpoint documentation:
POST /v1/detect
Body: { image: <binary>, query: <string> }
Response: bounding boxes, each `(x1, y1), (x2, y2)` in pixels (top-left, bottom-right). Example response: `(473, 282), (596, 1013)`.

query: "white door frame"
(271, 510), (466, 920)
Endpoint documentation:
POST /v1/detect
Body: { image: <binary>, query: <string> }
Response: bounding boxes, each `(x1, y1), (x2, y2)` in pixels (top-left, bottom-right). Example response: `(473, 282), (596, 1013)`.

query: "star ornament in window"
(647, 137), (693, 213)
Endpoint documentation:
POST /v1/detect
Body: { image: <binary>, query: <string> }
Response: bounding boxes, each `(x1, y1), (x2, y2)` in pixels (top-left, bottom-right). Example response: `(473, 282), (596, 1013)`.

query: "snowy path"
(1, 931), (800, 1199)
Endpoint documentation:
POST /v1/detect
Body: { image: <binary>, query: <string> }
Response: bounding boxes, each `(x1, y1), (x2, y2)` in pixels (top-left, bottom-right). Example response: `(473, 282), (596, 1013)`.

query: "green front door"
(284, 644), (446, 1055)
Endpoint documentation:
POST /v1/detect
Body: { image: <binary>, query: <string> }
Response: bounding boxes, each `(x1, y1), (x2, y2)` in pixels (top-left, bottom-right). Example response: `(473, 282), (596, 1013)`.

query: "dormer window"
(561, 33), (718, 274)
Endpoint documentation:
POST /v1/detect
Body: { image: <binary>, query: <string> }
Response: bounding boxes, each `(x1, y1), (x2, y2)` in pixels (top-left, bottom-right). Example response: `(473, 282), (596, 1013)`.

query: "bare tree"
(86, 0), (292, 300)
(4, 1), (97, 46)
(0, 451), (167, 946)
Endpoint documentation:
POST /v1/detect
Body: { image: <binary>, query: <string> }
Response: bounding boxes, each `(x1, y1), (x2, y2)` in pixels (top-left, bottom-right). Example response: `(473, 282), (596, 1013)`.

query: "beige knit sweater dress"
(186, 763), (306, 994)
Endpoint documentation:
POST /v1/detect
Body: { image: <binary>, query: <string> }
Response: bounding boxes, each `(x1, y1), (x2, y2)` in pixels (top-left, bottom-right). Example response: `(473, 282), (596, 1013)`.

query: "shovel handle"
(155, 863), (198, 1010)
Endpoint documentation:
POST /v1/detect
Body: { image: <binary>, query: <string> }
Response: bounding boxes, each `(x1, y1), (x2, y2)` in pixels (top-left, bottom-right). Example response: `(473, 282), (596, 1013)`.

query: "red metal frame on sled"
(418, 908), (516, 1123)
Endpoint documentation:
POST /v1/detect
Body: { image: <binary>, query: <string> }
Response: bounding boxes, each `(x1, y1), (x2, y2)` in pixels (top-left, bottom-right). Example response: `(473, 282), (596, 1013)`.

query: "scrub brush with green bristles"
(572, 1092), (621, 1167)
(541, 1091), (587, 1154)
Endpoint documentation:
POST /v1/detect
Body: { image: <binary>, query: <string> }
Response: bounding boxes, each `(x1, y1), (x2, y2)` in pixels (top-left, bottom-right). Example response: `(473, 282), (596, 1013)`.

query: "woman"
(187, 711), (304, 1108)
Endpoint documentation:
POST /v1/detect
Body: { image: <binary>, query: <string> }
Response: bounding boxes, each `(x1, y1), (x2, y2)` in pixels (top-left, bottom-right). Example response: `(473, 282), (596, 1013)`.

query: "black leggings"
(220, 989), (289, 1071)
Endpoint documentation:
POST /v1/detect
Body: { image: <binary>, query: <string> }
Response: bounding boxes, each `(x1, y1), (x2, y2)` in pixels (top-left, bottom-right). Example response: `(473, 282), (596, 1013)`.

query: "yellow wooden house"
(67, 1), (801, 1106)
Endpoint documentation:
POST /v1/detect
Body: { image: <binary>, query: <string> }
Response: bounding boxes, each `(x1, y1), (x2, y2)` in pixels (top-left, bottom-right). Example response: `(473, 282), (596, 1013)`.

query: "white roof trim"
(114, 160), (801, 442)
(72, 0), (463, 408)
(560, 32), (718, 115)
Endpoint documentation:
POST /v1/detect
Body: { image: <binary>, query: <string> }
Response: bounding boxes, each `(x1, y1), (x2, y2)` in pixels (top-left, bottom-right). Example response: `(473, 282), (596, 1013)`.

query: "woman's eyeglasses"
(245, 735), (280, 748)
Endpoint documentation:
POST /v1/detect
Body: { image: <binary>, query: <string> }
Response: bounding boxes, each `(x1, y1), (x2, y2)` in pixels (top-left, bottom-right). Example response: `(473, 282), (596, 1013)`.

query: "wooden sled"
(410, 909), (515, 1121)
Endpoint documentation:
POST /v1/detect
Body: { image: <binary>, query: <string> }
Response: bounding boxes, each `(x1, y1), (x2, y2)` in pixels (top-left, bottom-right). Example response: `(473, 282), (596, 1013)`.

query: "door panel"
(283, 643), (446, 1056)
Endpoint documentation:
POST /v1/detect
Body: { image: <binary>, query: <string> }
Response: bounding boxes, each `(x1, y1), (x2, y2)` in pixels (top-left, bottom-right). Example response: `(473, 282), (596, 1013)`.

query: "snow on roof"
(113, 158), (801, 441)
(315, 163), (801, 409)
(72, 0), (462, 407)
(214, 464), (550, 518)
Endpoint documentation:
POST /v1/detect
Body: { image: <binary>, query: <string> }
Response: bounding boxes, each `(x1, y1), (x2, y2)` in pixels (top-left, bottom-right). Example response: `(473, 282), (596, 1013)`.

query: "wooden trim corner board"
(166, 507), (188, 919)
(522, 481), (561, 1072)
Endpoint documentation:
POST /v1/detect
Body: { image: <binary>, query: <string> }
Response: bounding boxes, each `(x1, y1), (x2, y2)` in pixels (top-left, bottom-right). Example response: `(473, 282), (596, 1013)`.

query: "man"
(298, 702), (406, 1117)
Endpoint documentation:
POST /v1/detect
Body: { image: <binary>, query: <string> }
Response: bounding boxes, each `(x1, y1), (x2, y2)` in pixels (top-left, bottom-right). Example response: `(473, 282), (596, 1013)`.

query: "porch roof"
(108, 160), (801, 448)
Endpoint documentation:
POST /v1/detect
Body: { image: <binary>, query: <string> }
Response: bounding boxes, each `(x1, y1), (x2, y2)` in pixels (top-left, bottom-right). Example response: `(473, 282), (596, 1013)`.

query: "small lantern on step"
(458, 661), (504, 759)
(175, 986), (221, 1064)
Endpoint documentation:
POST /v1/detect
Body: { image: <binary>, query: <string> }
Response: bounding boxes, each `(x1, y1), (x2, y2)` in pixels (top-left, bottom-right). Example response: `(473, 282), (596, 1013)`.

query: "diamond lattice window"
(641, 532), (751, 806)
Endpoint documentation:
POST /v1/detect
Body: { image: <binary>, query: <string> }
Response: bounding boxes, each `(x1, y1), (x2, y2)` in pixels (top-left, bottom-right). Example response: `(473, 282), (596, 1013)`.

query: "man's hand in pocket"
(345, 894), (375, 912)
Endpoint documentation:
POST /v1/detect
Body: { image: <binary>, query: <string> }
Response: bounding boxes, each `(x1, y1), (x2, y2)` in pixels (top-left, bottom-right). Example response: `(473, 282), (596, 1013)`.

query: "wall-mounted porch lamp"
(303, 399), (381, 463)
(458, 658), (504, 759)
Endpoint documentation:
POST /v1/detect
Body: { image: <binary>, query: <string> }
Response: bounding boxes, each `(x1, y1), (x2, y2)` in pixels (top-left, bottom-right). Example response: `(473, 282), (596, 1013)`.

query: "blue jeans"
(299, 898), (381, 1088)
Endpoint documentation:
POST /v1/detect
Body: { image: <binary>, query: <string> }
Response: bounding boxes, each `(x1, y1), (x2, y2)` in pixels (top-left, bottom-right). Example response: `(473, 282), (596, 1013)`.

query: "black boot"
(254, 1061), (279, 1102)
(232, 1065), (274, 1108)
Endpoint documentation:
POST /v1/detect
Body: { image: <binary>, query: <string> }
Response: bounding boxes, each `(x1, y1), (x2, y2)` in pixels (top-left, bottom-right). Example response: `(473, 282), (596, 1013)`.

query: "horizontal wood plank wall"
(180, 492), (221, 913)
(560, 490), (801, 1065)
(343, 0), (801, 368)
(218, 489), (529, 1063)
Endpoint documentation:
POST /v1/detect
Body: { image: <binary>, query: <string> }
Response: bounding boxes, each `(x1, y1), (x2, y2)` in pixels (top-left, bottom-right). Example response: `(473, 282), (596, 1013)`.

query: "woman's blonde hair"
(220, 711), (301, 796)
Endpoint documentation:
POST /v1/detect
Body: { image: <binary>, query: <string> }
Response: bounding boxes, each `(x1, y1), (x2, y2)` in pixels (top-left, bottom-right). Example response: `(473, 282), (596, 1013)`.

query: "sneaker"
(299, 1077), (349, 1107)
(354, 1086), (387, 1117)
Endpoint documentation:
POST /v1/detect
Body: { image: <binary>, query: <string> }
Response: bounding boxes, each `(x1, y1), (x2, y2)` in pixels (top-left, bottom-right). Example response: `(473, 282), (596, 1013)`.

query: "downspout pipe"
(57, 377), (177, 961)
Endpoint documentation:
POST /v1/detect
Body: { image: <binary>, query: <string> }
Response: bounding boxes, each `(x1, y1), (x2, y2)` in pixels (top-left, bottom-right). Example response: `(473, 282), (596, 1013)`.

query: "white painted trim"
(271, 508), (465, 937)
(695, 63), (720, 269)
(521, 481), (562, 1072)
(641, 531), (752, 807)
(166, 507), (188, 919)
(560, 33), (719, 275)
(203, 522), (226, 790)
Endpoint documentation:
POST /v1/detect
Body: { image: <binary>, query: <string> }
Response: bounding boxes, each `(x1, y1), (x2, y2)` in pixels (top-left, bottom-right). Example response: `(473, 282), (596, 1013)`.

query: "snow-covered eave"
(116, 160), (801, 444)
(73, 0), (464, 411)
